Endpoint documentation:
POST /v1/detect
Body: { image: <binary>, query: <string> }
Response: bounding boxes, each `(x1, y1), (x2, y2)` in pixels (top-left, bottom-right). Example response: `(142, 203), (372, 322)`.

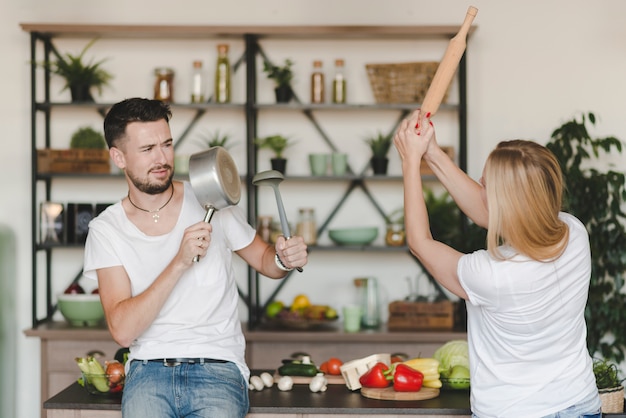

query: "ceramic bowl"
(57, 294), (105, 327)
(328, 227), (378, 246)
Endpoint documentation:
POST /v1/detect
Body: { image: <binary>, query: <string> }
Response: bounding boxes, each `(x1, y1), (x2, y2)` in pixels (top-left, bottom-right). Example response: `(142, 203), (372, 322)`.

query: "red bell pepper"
(358, 362), (390, 388)
(391, 363), (424, 392)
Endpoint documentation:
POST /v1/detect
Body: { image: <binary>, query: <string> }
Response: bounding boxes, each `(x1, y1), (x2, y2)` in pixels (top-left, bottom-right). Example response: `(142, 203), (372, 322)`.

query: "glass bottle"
(214, 44), (231, 103)
(154, 67), (174, 102)
(310, 60), (325, 104)
(296, 208), (317, 245)
(332, 59), (346, 104)
(190, 60), (206, 103)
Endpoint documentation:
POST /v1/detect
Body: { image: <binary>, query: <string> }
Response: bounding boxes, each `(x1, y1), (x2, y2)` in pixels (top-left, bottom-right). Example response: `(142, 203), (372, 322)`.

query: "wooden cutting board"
(360, 386), (439, 401)
(273, 372), (345, 385)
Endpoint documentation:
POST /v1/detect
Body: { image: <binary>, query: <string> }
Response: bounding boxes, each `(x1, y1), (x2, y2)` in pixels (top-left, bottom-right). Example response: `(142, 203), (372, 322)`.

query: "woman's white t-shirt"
(83, 181), (256, 380)
(458, 212), (597, 417)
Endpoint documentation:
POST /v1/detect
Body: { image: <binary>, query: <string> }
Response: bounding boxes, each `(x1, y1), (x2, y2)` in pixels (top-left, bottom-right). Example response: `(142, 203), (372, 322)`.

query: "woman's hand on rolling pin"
(394, 109), (435, 164)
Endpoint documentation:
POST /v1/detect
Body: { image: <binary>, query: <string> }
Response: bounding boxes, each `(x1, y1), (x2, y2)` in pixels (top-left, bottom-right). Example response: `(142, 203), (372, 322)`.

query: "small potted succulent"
(40, 39), (113, 102)
(592, 358), (625, 413)
(255, 134), (293, 173)
(263, 59), (295, 103)
(195, 129), (237, 150)
(365, 131), (393, 175)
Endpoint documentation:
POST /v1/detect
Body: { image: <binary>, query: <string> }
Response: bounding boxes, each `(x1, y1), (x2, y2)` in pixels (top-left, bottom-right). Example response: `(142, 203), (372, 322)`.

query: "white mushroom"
(260, 372), (274, 388)
(309, 373), (328, 393)
(249, 375), (265, 391)
(277, 376), (294, 391)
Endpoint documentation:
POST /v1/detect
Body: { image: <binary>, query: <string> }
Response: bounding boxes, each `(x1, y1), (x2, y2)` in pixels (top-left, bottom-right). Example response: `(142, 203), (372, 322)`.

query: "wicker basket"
(599, 386), (624, 413)
(365, 61), (442, 104)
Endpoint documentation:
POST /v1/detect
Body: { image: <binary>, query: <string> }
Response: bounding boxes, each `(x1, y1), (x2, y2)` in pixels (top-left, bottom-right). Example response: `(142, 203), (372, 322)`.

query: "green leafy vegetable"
(433, 340), (470, 378)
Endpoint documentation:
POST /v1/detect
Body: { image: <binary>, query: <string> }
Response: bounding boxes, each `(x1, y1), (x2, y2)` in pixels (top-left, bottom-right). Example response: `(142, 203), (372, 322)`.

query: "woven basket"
(365, 61), (442, 104)
(599, 386), (624, 413)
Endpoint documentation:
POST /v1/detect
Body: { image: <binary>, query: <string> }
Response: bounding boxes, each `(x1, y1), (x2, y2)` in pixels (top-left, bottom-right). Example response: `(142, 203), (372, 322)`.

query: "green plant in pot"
(546, 112), (626, 364)
(365, 131), (393, 175)
(255, 134), (294, 174)
(195, 129), (237, 150)
(592, 358), (625, 413)
(70, 126), (106, 149)
(263, 59), (294, 103)
(40, 38), (113, 103)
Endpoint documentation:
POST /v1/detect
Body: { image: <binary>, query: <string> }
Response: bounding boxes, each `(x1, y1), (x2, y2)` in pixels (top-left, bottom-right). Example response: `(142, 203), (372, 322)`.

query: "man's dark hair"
(103, 98), (172, 148)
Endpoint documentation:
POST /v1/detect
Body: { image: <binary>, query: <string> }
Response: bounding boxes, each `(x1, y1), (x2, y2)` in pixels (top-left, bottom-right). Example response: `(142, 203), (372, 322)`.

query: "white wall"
(3, 1), (626, 417)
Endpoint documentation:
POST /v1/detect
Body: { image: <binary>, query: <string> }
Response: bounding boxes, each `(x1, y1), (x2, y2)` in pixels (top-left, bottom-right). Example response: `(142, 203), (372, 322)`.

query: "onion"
(105, 360), (125, 385)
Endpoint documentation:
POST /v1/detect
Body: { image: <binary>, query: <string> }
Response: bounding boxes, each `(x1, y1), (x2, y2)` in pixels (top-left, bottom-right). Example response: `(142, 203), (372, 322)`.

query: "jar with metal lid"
(296, 208), (317, 245)
(154, 67), (174, 102)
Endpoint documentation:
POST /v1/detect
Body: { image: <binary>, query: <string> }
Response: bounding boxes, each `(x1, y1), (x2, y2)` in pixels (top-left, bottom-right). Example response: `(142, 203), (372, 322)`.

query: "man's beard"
(127, 165), (173, 195)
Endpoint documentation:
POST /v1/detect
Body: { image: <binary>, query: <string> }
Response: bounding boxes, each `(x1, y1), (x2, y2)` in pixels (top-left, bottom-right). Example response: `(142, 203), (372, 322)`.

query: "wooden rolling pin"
(421, 5), (478, 116)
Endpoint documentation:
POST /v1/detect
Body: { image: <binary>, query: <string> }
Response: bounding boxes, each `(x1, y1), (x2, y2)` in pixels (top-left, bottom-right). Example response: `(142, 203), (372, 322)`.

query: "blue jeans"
(540, 391), (602, 418)
(122, 360), (249, 418)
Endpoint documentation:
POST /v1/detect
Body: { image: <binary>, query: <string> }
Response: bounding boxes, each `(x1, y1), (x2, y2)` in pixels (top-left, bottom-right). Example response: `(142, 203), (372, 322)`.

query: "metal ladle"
(252, 170), (303, 272)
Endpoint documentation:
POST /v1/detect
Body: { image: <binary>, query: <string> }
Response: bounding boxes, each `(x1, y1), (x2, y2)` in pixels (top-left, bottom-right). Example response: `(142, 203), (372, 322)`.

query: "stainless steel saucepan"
(188, 146), (241, 262)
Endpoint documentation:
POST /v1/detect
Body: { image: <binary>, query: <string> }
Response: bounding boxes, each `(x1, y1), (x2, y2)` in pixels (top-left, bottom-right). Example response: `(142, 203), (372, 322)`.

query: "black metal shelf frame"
(27, 27), (470, 329)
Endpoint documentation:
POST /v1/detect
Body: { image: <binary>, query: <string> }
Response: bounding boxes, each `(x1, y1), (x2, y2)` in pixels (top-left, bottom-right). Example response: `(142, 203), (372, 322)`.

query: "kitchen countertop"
(43, 376), (626, 417)
(25, 321), (467, 342)
(44, 379), (472, 416)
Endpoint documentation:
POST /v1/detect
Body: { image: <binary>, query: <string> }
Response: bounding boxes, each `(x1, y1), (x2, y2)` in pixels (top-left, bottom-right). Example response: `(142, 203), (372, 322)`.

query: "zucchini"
(277, 363), (319, 377)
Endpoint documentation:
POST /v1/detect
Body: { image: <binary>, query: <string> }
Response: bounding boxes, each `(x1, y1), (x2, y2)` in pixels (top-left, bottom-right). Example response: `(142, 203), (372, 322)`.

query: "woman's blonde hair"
(483, 140), (568, 261)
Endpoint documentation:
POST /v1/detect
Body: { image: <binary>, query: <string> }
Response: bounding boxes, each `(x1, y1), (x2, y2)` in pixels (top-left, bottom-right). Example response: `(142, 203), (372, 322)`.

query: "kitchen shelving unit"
(23, 23), (474, 329)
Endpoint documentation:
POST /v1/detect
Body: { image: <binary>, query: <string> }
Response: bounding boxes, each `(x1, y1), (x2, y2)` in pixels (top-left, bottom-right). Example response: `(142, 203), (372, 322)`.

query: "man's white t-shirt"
(458, 212), (597, 417)
(83, 181), (256, 380)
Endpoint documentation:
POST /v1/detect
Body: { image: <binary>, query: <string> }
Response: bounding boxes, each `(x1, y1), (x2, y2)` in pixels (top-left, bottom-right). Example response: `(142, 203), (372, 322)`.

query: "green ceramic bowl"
(57, 294), (105, 327)
(328, 227), (378, 246)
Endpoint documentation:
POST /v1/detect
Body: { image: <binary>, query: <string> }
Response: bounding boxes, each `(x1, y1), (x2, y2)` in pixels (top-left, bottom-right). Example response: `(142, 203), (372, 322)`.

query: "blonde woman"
(394, 110), (601, 418)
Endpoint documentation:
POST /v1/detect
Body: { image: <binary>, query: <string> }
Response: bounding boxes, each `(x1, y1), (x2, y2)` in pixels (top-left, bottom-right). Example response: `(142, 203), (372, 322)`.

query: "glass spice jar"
(385, 223), (406, 246)
(310, 60), (325, 104)
(296, 208), (317, 245)
(154, 67), (175, 102)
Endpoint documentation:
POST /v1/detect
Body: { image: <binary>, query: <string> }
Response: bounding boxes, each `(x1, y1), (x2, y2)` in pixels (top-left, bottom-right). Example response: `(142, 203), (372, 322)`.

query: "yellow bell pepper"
(402, 357), (441, 388)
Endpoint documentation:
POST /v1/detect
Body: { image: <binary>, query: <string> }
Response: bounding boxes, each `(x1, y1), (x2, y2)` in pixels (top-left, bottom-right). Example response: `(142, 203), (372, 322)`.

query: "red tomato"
(319, 361), (329, 374)
(326, 357), (343, 375)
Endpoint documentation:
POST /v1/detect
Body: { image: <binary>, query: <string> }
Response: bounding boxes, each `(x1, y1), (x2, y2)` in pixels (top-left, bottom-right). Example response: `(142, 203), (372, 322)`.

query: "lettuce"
(433, 340), (470, 377)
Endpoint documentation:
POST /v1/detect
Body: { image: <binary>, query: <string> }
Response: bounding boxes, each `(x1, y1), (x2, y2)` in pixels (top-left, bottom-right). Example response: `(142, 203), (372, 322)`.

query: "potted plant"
(255, 134), (293, 173)
(40, 38), (113, 102)
(592, 358), (624, 413)
(263, 59), (295, 103)
(70, 126), (106, 149)
(195, 129), (237, 150)
(546, 112), (626, 364)
(365, 131), (393, 175)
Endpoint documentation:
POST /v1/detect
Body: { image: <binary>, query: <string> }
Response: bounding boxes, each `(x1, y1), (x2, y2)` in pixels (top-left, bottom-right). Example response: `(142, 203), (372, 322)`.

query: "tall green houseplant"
(546, 112), (626, 363)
